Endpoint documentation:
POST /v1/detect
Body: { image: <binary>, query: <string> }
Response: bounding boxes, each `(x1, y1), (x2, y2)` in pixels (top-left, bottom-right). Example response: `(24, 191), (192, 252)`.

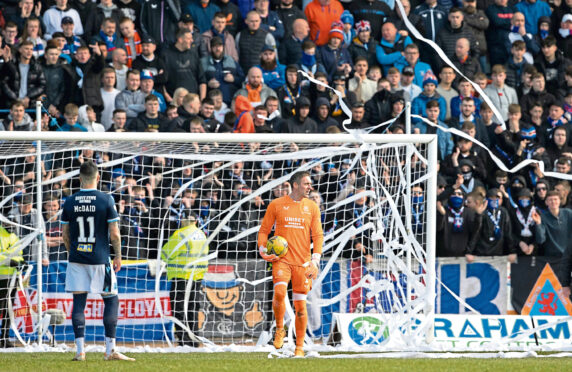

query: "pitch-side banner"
(329, 313), (572, 350)
(15, 261), (171, 341)
(437, 257), (508, 315)
(13, 260), (271, 342)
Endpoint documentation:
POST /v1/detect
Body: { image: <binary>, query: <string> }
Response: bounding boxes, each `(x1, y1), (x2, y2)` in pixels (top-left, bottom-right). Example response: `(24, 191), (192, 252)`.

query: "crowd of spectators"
(0, 0), (572, 290)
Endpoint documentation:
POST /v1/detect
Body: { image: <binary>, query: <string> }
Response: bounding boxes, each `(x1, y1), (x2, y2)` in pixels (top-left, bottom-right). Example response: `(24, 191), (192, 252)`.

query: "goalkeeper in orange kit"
(257, 171), (324, 357)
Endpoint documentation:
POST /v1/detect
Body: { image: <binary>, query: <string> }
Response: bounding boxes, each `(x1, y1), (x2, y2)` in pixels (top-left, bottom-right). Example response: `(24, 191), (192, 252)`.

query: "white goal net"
(0, 132), (437, 351)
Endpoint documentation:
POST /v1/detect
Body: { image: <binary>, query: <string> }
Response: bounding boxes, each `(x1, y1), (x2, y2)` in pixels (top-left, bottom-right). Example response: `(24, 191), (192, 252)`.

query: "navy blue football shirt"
(61, 188), (119, 265)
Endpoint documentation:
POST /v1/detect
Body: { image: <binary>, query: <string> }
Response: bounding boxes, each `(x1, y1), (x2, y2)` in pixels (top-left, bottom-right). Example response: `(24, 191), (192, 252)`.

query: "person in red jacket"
(304, 0), (344, 47)
(233, 95), (255, 133)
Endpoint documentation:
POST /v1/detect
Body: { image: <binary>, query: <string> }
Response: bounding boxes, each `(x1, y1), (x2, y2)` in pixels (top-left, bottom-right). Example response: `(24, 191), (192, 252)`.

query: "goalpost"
(0, 130), (438, 351)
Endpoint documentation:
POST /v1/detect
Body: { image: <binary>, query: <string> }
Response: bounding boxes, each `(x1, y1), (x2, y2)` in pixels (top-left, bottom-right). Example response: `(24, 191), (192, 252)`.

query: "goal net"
(0, 132), (437, 351)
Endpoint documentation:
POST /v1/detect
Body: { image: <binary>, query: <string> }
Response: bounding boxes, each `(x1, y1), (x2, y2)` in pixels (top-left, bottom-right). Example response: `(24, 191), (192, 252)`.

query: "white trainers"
(72, 352), (86, 361)
(104, 350), (135, 361)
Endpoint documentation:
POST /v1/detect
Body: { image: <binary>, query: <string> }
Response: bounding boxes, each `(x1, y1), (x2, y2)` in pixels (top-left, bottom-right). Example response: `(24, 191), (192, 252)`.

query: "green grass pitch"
(1, 352), (571, 372)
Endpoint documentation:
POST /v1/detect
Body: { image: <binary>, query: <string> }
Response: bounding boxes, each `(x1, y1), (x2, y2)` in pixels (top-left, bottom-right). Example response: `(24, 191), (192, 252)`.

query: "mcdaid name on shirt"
(74, 205), (96, 212)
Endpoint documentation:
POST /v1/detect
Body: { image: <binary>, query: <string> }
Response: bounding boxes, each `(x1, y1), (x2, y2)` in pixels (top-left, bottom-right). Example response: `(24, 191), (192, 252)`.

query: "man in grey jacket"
(114, 69), (145, 123)
(533, 190), (572, 298)
(483, 64), (518, 124)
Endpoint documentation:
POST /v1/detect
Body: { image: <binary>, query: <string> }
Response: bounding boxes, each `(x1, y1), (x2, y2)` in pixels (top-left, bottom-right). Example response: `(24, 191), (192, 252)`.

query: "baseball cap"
(402, 66), (415, 76)
(142, 35), (156, 44)
(332, 72), (346, 81)
(180, 13), (193, 23)
(563, 14), (572, 23)
(61, 16), (74, 25)
(261, 44), (274, 53)
(140, 70), (154, 80)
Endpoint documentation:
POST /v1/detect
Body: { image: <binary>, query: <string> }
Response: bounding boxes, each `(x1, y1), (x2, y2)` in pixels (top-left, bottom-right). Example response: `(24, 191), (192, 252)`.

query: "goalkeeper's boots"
(72, 352), (86, 361)
(273, 328), (286, 349)
(294, 347), (305, 358)
(104, 350), (135, 361)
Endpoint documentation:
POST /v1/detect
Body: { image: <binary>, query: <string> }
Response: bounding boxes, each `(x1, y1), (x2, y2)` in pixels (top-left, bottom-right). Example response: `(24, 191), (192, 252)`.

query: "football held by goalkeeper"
(257, 171), (324, 358)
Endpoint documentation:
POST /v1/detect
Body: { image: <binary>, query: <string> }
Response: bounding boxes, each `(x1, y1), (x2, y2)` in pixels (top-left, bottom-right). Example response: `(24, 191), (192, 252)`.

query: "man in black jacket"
(313, 97), (338, 132)
(276, 0), (306, 38)
(128, 95), (168, 132)
(468, 188), (517, 261)
(161, 28), (207, 99)
(437, 189), (483, 257)
(140, 0), (181, 45)
(41, 44), (77, 117)
(2, 41), (46, 109)
(435, 7), (479, 66)
(70, 43), (106, 110)
(132, 36), (168, 97)
(278, 18), (309, 67)
(535, 36), (572, 93)
(281, 96), (317, 133)
(364, 88), (394, 129)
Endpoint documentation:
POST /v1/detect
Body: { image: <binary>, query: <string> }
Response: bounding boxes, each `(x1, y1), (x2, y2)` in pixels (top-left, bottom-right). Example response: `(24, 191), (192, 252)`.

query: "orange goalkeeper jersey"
(258, 195), (324, 267)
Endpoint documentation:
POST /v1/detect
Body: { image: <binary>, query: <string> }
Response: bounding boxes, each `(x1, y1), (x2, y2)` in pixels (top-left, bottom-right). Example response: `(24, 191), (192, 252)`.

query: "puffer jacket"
(2, 58), (46, 104)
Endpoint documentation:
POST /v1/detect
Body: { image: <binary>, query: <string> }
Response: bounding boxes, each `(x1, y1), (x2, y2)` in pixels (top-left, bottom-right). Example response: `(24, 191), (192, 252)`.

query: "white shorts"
(65, 260), (118, 295)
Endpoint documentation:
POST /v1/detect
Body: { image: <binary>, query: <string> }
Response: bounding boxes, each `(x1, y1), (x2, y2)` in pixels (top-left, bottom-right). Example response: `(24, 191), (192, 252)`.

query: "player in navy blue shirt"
(62, 160), (134, 362)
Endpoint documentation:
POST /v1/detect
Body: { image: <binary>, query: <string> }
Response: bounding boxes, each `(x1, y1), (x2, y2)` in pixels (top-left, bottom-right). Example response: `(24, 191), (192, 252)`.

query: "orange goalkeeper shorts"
(272, 260), (312, 294)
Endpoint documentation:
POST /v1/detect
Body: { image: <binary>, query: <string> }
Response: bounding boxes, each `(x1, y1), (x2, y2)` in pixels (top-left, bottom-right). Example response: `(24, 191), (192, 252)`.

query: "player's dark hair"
(290, 171), (310, 185)
(80, 160), (98, 183)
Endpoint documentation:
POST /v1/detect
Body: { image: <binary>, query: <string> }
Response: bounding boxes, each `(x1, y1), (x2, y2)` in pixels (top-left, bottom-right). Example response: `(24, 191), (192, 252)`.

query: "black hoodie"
(281, 96), (318, 133)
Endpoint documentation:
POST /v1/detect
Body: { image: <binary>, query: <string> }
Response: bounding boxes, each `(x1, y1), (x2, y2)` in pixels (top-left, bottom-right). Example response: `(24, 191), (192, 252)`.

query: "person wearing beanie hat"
(375, 20), (412, 75)
(318, 20), (353, 82)
(348, 20), (377, 68)
(411, 70), (447, 122)
(355, 19), (370, 34)
(340, 10), (355, 48)
(329, 21), (345, 41)
(422, 70), (439, 87)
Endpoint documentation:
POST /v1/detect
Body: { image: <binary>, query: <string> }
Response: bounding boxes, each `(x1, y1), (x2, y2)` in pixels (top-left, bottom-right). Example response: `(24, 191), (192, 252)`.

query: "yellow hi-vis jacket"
(0, 226), (23, 278)
(161, 224), (209, 281)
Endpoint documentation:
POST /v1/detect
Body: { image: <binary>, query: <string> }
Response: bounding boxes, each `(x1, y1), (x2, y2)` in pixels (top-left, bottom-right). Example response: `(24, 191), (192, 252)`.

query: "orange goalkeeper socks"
(293, 300), (307, 348)
(273, 285), (287, 329)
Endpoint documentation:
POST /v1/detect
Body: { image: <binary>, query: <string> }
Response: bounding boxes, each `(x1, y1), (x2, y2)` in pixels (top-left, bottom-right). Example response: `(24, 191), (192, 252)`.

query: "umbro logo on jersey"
(283, 206), (289, 210)
(151, 4), (157, 8)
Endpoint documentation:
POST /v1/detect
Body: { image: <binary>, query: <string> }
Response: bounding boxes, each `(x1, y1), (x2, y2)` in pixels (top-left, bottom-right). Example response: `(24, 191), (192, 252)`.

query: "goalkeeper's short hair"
(290, 171), (310, 185)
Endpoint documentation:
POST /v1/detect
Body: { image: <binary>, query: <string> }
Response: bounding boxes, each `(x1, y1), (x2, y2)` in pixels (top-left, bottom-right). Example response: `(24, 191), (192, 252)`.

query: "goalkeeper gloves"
(305, 253), (321, 280)
(259, 245), (279, 262)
